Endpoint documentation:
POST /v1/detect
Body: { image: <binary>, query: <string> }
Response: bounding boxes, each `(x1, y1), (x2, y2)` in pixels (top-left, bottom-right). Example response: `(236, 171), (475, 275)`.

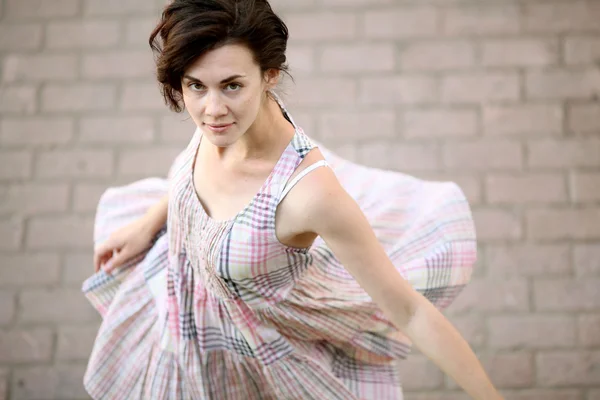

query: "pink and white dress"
(82, 95), (476, 399)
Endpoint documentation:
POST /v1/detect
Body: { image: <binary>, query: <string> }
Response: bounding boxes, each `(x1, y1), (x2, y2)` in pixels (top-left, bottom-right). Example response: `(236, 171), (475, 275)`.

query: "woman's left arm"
(301, 171), (502, 400)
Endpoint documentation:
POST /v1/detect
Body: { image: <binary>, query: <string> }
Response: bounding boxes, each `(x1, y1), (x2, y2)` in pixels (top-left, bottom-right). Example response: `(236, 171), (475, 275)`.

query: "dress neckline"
(188, 127), (298, 225)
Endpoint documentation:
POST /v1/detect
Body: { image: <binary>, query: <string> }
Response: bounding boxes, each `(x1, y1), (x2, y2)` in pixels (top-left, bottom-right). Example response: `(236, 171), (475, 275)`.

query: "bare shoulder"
(278, 147), (353, 235)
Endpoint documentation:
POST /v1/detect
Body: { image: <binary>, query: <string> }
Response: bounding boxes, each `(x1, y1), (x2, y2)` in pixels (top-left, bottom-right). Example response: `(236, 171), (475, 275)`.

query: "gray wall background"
(0, 0), (599, 399)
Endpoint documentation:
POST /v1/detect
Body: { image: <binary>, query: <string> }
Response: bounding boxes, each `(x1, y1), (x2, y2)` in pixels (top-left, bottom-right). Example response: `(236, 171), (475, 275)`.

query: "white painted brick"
(365, 7), (438, 39)
(481, 39), (559, 67)
(527, 208), (600, 240)
(486, 173), (567, 204)
(42, 84), (117, 112)
(287, 77), (356, 106)
(0, 217), (24, 251)
(579, 314), (600, 347)
(84, 0), (159, 15)
(319, 111), (395, 140)
(488, 316), (577, 350)
(160, 113), (196, 143)
(286, 45), (316, 74)
(20, 289), (98, 323)
(359, 76), (437, 105)
(63, 252), (94, 286)
(125, 17), (160, 46)
(574, 244), (600, 277)
(0, 254), (61, 286)
(443, 5), (519, 35)
(483, 104), (563, 136)
(0, 118), (74, 145)
(12, 364), (88, 400)
(73, 183), (109, 213)
(0, 86), (37, 114)
(487, 244), (571, 277)
(568, 103), (600, 133)
(47, 20), (121, 49)
(285, 12), (357, 41)
(36, 150), (114, 178)
(449, 278), (529, 313)
(118, 147), (183, 176)
(0, 291), (16, 326)
(82, 51), (155, 79)
(327, 143), (358, 163)
(6, 0), (79, 19)
(524, 2), (600, 33)
(407, 393), (470, 400)
(443, 140), (523, 170)
(26, 216), (94, 250)
(442, 73), (520, 104)
(536, 351), (600, 386)
(526, 69), (600, 100)
(0, 151), (32, 180)
(0, 330), (53, 364)
(0, 368), (8, 400)
(528, 139), (600, 168)
(400, 41), (476, 71)
(320, 0), (392, 5)
(571, 172), (600, 203)
(121, 83), (165, 111)
(321, 44), (395, 72)
(56, 325), (100, 360)
(357, 141), (439, 172)
(472, 208), (522, 241)
(0, 184), (69, 215)
(0, 24), (42, 50)
(493, 389), (580, 400)
(445, 353), (534, 390)
(80, 116), (154, 143)
(565, 36), (600, 64)
(535, 279), (600, 311)
(403, 108), (478, 138)
(2, 54), (78, 82)
(268, 0), (316, 11)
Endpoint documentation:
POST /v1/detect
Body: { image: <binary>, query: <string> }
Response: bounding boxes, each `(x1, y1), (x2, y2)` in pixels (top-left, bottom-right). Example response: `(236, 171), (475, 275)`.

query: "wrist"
(143, 197), (168, 235)
(142, 210), (164, 236)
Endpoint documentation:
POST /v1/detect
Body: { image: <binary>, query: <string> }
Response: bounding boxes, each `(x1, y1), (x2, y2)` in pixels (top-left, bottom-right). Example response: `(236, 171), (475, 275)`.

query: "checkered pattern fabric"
(82, 96), (477, 399)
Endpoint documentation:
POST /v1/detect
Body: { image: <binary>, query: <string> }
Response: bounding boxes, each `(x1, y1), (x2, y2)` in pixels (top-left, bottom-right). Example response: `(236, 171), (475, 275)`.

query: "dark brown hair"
(149, 0), (290, 112)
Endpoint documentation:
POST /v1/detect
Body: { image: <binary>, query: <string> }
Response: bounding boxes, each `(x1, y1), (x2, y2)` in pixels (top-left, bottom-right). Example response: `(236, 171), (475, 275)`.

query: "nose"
(204, 90), (227, 118)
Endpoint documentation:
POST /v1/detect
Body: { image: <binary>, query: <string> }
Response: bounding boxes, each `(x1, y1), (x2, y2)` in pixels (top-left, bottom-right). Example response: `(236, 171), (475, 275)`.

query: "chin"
(201, 128), (240, 148)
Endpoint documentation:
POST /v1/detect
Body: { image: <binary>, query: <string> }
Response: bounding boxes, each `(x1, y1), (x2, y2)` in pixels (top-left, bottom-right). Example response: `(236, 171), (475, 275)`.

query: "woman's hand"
(93, 214), (160, 273)
(94, 194), (169, 273)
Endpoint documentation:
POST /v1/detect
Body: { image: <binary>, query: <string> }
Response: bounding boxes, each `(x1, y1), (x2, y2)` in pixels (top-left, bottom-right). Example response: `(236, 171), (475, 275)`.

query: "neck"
(217, 94), (294, 162)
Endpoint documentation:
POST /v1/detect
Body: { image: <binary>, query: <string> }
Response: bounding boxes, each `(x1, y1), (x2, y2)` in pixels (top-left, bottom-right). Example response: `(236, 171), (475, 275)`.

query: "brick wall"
(0, 0), (599, 399)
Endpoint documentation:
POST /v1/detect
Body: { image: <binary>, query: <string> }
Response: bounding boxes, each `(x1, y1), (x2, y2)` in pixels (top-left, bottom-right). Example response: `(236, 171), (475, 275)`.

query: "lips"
(206, 123), (232, 128)
(204, 122), (233, 133)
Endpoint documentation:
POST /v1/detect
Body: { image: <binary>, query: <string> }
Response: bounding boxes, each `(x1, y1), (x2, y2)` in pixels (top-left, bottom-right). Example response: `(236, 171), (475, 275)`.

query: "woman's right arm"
(144, 193), (169, 234)
(93, 194), (169, 273)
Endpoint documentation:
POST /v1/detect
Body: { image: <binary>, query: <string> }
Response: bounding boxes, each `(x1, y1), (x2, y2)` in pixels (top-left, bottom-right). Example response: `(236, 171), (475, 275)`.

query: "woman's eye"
(189, 83), (205, 91)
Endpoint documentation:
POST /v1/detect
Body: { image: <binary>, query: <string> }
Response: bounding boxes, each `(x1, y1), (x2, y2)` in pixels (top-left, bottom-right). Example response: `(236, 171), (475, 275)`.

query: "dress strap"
(280, 160), (329, 201)
(268, 90), (299, 130)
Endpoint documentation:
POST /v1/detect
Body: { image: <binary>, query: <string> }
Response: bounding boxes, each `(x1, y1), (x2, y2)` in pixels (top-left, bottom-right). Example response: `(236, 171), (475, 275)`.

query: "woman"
(83, 0), (501, 398)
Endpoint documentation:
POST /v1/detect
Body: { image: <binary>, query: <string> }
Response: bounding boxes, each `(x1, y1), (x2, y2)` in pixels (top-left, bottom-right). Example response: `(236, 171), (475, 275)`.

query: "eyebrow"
(182, 74), (246, 84)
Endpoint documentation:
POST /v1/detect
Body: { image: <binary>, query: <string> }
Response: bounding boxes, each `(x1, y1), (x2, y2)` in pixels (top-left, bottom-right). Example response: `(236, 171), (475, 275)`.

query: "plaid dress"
(82, 98), (477, 399)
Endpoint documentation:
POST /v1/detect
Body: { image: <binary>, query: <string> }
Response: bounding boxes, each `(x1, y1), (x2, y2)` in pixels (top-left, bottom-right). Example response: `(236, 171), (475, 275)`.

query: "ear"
(263, 68), (280, 90)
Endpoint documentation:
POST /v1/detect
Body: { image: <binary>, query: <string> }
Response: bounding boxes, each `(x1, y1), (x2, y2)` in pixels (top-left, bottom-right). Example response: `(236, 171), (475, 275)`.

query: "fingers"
(93, 237), (121, 273)
(103, 247), (132, 273)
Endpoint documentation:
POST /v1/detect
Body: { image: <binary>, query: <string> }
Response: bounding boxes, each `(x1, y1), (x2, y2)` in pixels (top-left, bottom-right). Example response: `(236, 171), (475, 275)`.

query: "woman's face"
(181, 43), (273, 148)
